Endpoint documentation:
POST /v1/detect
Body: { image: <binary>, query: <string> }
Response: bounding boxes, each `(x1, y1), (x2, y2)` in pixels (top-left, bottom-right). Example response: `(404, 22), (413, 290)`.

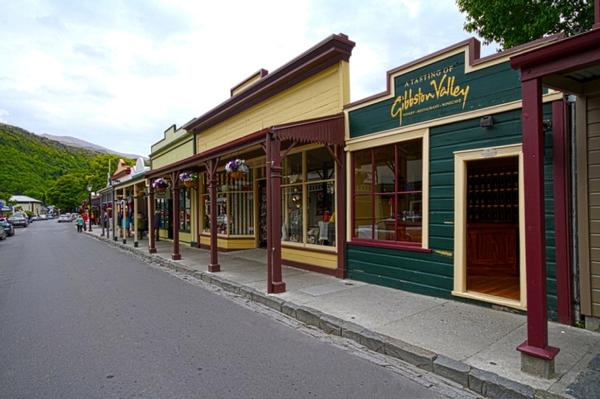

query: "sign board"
(348, 47), (521, 138)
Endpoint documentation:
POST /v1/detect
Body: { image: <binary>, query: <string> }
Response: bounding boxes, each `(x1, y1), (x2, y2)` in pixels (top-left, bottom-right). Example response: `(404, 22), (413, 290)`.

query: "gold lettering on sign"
(390, 73), (470, 125)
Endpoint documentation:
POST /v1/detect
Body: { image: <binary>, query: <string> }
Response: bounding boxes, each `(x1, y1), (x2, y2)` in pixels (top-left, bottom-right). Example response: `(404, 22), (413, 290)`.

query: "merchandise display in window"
(281, 147), (336, 247)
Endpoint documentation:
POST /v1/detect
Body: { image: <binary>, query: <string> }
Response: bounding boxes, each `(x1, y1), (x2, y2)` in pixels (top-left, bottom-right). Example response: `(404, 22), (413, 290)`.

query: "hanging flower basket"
(225, 159), (249, 179)
(152, 177), (169, 192)
(179, 171), (199, 188)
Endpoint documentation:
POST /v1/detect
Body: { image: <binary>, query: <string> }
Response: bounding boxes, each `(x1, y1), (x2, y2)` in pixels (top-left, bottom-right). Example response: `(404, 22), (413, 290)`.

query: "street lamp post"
(87, 183), (93, 232)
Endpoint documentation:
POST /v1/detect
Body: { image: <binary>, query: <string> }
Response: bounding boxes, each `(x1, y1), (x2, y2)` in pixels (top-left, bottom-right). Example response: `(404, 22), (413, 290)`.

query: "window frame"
(350, 136), (428, 251)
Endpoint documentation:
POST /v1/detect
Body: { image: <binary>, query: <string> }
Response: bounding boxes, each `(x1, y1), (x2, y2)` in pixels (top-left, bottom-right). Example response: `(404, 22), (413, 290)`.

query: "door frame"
(452, 144), (527, 310)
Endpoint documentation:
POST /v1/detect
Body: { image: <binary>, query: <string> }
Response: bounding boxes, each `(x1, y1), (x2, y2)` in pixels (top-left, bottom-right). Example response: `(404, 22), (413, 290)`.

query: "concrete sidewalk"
(88, 228), (599, 399)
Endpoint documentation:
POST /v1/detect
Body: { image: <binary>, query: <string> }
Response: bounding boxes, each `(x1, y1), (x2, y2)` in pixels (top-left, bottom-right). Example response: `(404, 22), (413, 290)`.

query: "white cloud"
(0, 0), (496, 156)
(0, 109), (9, 123)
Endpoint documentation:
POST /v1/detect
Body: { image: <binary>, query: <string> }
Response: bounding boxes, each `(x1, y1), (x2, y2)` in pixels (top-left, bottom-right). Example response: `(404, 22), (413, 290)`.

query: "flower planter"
(229, 171), (246, 180)
(182, 180), (196, 189)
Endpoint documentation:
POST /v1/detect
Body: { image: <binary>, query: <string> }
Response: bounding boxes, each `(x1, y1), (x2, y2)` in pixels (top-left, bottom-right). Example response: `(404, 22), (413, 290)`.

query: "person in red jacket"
(82, 212), (88, 231)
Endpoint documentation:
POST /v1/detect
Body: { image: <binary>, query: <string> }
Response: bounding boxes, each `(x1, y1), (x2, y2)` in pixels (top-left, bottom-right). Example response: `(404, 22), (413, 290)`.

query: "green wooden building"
(343, 37), (567, 320)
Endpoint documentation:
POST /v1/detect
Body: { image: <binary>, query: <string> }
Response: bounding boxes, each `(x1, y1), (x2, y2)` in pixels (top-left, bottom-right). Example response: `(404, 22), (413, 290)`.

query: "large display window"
(201, 169), (254, 236)
(352, 138), (423, 245)
(179, 188), (191, 233)
(282, 147), (336, 248)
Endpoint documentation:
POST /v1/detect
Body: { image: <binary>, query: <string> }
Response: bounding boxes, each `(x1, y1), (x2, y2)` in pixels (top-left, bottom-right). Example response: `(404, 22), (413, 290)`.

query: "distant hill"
(0, 123), (132, 206)
(40, 133), (144, 160)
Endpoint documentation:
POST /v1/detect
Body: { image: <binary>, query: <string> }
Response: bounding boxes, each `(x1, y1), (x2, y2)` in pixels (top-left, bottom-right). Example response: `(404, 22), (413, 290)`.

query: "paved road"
(0, 221), (469, 398)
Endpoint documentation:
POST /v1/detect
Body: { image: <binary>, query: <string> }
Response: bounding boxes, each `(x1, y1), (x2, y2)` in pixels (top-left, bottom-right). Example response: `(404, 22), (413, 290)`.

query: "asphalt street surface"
(0, 220), (473, 398)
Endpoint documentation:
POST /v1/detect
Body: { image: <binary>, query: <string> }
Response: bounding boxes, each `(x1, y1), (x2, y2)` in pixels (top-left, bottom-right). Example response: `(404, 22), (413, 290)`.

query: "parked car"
(8, 213), (28, 227)
(1, 220), (14, 237)
(58, 214), (72, 223)
(0, 227), (6, 240)
(39, 214), (48, 220)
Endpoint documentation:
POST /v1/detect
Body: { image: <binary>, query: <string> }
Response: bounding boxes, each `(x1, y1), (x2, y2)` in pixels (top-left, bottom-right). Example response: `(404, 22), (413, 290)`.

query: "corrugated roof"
(9, 195), (42, 203)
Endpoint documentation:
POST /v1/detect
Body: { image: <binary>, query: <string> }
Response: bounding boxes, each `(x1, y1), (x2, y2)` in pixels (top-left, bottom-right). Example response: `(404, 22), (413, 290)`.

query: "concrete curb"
(87, 233), (569, 399)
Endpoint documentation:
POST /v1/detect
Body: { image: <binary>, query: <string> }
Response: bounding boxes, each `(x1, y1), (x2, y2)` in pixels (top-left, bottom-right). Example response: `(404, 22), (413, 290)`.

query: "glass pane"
(229, 191), (254, 235)
(374, 194), (395, 241)
(354, 149), (372, 194)
(216, 171), (228, 192)
(353, 194), (373, 239)
(374, 146), (395, 193)
(202, 194), (210, 233)
(282, 185), (303, 243)
(396, 193), (422, 243)
(397, 139), (422, 192)
(307, 147), (334, 181)
(217, 193), (227, 234)
(179, 188), (191, 232)
(159, 198), (170, 229)
(307, 181), (335, 246)
(283, 152), (303, 184)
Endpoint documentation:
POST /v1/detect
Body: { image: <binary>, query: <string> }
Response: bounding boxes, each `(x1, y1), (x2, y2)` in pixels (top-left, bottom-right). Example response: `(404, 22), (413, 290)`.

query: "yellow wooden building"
(146, 34), (355, 291)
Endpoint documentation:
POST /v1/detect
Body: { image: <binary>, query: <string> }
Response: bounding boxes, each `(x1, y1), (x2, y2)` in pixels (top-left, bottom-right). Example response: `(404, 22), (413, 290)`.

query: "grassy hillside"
(0, 123), (132, 210)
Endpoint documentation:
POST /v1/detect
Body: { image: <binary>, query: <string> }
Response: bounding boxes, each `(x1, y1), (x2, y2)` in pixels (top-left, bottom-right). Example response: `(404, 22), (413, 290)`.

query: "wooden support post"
(133, 184), (139, 247)
(112, 188), (118, 241)
(208, 159), (220, 272)
(148, 185), (157, 253)
(266, 136), (273, 293)
(122, 188), (127, 244)
(171, 172), (181, 260)
(335, 144), (346, 278)
(517, 78), (559, 378)
(269, 133), (286, 294)
(552, 100), (573, 325)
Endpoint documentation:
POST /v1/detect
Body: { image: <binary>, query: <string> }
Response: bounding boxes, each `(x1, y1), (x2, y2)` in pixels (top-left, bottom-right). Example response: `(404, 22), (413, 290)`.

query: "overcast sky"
(0, 0), (497, 156)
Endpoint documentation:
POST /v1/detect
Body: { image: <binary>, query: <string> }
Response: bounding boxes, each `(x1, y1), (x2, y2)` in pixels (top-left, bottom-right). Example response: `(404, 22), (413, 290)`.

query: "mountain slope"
(0, 123), (129, 205)
(40, 133), (143, 159)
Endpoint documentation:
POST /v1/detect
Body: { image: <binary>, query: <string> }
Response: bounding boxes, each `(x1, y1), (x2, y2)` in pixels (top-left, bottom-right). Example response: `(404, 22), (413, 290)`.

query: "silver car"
(8, 213), (28, 227)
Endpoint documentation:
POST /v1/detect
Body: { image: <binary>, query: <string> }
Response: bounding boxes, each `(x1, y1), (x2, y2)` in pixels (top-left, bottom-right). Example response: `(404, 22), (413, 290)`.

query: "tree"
(456, 0), (595, 49)
(46, 173), (88, 211)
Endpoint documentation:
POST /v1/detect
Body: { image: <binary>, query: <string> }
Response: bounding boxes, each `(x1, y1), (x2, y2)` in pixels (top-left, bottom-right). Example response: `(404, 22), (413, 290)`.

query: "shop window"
(156, 197), (170, 231)
(307, 147), (334, 181)
(282, 147), (336, 247)
(282, 185), (303, 243)
(352, 139), (422, 245)
(201, 170), (254, 236)
(179, 188), (191, 233)
(283, 152), (303, 184)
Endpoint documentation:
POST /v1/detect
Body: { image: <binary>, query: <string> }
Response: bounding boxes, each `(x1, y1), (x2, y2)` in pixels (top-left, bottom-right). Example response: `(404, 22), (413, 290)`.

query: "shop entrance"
(466, 157), (520, 300)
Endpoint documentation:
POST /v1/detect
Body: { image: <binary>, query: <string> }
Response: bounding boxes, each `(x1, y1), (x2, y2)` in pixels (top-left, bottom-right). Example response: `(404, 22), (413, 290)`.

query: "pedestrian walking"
(102, 211), (109, 230)
(82, 212), (88, 231)
(76, 214), (84, 232)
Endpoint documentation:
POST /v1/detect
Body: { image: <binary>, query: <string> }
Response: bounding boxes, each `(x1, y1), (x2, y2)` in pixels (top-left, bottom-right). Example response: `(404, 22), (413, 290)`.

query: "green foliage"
(456, 0), (594, 49)
(0, 123), (134, 212)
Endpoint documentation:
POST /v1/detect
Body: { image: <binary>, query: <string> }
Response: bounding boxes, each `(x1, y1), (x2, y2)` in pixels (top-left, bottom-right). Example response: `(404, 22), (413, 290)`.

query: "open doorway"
(466, 157), (520, 300)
